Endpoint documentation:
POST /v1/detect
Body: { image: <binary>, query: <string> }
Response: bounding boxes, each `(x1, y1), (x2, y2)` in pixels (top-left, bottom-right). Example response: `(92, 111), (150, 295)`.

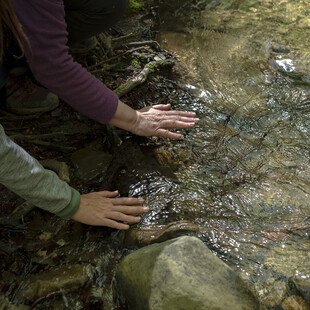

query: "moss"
(131, 58), (141, 68)
(128, 0), (144, 11)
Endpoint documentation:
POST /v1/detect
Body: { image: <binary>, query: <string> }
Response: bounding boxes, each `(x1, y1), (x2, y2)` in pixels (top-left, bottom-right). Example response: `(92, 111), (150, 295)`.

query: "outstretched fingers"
(159, 119), (196, 129)
(99, 190), (119, 198)
(101, 218), (130, 230)
(152, 104), (172, 111)
(156, 129), (183, 139)
(111, 197), (144, 205)
(112, 205), (149, 215)
(107, 211), (141, 224)
(162, 110), (197, 117)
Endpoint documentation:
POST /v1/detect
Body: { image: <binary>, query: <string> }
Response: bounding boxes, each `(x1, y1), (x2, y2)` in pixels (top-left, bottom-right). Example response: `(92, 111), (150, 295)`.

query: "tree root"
(123, 40), (161, 51)
(112, 32), (134, 42)
(114, 57), (174, 97)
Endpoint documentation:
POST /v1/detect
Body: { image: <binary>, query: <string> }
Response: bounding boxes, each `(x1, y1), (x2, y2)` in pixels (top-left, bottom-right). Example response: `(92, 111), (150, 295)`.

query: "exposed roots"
(114, 57), (174, 97)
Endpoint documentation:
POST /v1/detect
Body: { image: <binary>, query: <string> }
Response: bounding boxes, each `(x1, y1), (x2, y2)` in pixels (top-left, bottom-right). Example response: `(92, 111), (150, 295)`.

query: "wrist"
(109, 100), (138, 132)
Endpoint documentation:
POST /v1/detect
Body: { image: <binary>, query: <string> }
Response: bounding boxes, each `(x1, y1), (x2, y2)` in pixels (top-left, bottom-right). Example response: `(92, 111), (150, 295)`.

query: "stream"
(0, 0), (309, 309)
(136, 0), (310, 303)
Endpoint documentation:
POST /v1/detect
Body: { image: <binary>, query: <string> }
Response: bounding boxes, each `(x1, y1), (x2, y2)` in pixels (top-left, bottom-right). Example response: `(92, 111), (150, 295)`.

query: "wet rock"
(40, 159), (70, 183)
(270, 58), (310, 85)
(154, 146), (193, 166)
(123, 220), (200, 247)
(289, 276), (310, 304)
(282, 295), (310, 310)
(20, 264), (95, 301)
(116, 236), (259, 310)
(70, 146), (112, 183)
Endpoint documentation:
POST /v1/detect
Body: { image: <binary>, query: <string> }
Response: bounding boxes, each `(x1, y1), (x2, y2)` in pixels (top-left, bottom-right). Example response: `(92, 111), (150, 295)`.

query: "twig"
(114, 58), (174, 97)
(124, 40), (161, 50)
(112, 32), (134, 42)
(31, 290), (63, 309)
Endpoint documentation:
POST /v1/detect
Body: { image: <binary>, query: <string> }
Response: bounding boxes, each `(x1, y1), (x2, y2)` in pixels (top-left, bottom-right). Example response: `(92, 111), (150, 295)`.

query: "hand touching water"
(77, 101), (198, 228)
(109, 101), (199, 139)
(72, 190), (149, 229)
(132, 104), (198, 139)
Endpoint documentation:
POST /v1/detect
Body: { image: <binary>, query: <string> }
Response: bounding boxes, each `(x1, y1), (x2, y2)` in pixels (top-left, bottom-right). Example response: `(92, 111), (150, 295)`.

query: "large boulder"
(116, 236), (259, 310)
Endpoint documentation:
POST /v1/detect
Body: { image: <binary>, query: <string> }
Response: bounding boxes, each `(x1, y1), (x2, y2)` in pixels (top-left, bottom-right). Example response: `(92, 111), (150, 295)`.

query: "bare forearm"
(108, 100), (138, 131)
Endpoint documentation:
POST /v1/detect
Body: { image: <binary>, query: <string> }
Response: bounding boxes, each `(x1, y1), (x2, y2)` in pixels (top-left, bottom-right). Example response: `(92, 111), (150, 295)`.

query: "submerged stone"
(116, 236), (259, 310)
(270, 42), (290, 54)
(20, 264), (95, 301)
(270, 58), (310, 85)
(123, 220), (200, 247)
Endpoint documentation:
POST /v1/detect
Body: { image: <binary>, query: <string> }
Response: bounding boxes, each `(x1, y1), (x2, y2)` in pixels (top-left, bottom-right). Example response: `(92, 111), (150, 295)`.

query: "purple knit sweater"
(12, 0), (118, 124)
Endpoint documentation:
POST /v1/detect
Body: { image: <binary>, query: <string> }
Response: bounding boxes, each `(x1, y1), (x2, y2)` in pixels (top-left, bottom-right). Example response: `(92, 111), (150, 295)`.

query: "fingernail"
(138, 198), (145, 202)
(143, 207), (150, 212)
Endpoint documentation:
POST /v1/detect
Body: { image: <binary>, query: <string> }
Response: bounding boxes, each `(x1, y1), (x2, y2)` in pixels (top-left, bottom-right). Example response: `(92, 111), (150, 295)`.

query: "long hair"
(0, 0), (26, 61)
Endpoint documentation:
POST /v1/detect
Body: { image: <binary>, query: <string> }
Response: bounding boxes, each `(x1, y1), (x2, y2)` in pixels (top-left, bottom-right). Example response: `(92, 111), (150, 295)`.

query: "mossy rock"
(116, 236), (259, 310)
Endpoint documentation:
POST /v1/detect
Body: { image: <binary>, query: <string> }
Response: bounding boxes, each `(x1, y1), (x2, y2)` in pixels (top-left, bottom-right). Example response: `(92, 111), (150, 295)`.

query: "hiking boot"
(5, 75), (59, 115)
(69, 37), (98, 54)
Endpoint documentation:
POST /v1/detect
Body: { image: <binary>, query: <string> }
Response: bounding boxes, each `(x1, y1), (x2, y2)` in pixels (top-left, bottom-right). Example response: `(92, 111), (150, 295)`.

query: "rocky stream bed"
(0, 0), (309, 309)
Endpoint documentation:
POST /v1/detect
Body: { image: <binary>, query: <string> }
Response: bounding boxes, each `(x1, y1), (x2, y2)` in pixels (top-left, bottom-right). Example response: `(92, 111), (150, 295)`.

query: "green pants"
(65, 0), (128, 44)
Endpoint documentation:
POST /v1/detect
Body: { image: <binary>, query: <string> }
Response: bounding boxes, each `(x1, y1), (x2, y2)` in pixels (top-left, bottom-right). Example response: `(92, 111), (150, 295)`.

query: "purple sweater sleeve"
(12, 0), (118, 124)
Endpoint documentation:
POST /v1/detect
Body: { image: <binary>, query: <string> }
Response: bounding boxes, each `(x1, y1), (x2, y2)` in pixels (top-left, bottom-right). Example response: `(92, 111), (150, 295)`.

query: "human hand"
(72, 190), (149, 229)
(109, 101), (198, 140)
(131, 104), (199, 139)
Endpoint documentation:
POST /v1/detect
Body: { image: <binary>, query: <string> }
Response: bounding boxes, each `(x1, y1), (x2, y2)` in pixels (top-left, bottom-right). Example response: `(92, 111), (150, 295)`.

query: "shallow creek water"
(140, 0), (310, 297)
(1, 0), (309, 308)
